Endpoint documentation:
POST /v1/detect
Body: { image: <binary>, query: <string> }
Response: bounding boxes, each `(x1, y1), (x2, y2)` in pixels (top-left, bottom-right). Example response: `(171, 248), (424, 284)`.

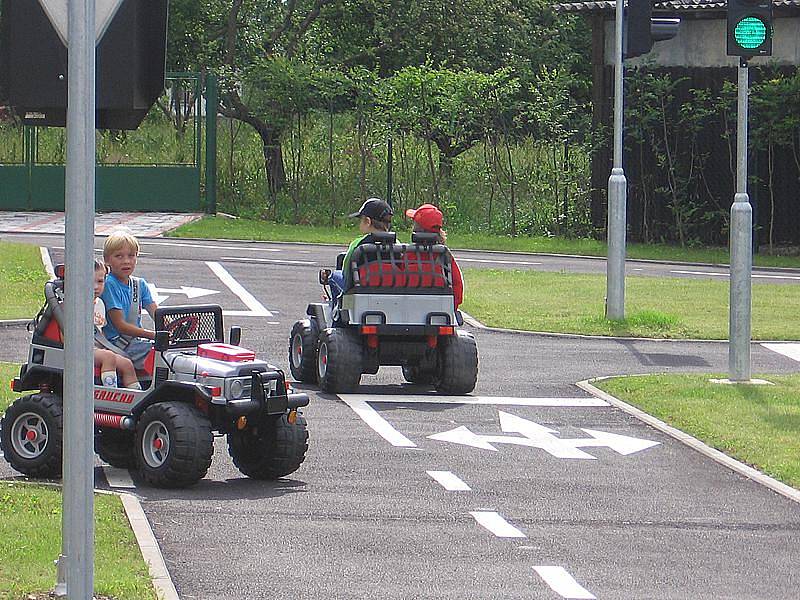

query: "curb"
(576, 377), (800, 505)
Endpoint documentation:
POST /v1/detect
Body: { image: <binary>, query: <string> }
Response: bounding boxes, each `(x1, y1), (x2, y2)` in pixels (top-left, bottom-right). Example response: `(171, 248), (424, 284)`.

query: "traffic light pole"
(59, 0), (96, 597)
(729, 59), (752, 381)
(607, 0), (626, 319)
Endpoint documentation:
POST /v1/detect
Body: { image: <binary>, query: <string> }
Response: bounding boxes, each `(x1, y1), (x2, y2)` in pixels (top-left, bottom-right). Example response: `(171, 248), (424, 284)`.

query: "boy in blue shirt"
(100, 230), (158, 368)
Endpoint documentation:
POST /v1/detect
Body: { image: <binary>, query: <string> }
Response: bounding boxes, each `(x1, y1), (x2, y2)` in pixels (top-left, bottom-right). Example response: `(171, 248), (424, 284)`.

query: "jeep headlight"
(230, 379), (244, 400)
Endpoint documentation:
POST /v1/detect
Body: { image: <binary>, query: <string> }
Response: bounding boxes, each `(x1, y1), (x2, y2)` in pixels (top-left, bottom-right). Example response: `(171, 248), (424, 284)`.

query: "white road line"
(40, 247), (56, 279)
(469, 511), (526, 538)
(103, 466), (136, 489)
(456, 257), (542, 266)
(142, 240), (282, 252)
(340, 394), (608, 407)
(340, 395), (417, 447)
(533, 566), (596, 599)
(220, 255), (316, 266)
(762, 342), (800, 363)
(206, 261), (273, 317)
(672, 269), (800, 281)
(426, 470), (471, 491)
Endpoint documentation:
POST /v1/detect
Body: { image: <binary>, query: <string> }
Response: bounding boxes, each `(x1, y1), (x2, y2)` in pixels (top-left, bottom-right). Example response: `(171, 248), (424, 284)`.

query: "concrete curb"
(119, 492), (180, 600)
(576, 377), (800, 505)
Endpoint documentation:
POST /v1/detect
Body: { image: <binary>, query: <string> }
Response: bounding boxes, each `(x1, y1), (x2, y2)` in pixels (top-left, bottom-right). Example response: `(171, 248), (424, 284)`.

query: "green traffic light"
(734, 16), (768, 50)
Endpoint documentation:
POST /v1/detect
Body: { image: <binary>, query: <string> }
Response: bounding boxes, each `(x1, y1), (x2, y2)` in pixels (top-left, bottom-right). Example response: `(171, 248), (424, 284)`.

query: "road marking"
(429, 411), (659, 459)
(206, 261), (273, 317)
(341, 395), (608, 407)
(340, 395), (416, 447)
(142, 240), (282, 252)
(469, 511), (526, 538)
(220, 255), (316, 266)
(533, 566), (596, 599)
(40, 247), (56, 279)
(672, 269), (800, 281)
(456, 257), (542, 266)
(426, 470), (471, 491)
(103, 466), (136, 489)
(762, 342), (800, 363)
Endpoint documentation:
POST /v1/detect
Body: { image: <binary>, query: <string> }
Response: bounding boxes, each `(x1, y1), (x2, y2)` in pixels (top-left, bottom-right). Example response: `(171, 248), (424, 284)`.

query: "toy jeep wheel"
(0, 393), (63, 478)
(227, 412), (309, 479)
(435, 331), (478, 395)
(317, 328), (362, 393)
(289, 320), (318, 383)
(402, 364), (438, 386)
(135, 402), (213, 488)
(95, 429), (134, 469)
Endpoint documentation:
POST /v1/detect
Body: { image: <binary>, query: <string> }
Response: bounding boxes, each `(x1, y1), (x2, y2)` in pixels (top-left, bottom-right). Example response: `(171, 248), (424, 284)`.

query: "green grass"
(595, 374), (800, 489)
(169, 216), (800, 269)
(0, 363), (157, 600)
(461, 269), (800, 340)
(0, 241), (48, 320)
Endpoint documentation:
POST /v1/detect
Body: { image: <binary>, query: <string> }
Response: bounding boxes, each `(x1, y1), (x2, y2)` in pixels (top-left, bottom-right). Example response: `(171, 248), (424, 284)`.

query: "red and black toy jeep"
(1, 267), (309, 488)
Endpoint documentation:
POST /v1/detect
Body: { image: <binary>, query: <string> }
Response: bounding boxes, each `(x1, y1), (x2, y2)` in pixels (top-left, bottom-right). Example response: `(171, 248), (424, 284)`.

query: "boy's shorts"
(112, 337), (153, 369)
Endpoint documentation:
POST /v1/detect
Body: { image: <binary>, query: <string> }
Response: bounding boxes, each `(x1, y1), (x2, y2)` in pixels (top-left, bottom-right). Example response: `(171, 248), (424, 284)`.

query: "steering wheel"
(165, 315), (199, 341)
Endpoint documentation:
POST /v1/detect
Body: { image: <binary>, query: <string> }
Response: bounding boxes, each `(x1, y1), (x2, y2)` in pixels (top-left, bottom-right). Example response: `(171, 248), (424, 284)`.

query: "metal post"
(729, 60), (752, 381)
(205, 74), (218, 214)
(386, 136), (393, 207)
(606, 0), (627, 319)
(61, 0), (96, 598)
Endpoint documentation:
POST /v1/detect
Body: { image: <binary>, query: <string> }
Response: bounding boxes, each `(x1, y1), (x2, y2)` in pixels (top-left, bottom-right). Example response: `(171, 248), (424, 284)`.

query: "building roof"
(556, 0), (800, 13)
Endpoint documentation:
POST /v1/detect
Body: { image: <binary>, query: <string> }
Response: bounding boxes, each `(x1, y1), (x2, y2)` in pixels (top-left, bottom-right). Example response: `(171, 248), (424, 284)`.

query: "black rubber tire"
(95, 429), (135, 469)
(0, 393), (63, 479)
(134, 402), (213, 488)
(289, 319), (318, 383)
(435, 331), (479, 395)
(227, 412), (309, 479)
(402, 364), (438, 386)
(317, 328), (363, 393)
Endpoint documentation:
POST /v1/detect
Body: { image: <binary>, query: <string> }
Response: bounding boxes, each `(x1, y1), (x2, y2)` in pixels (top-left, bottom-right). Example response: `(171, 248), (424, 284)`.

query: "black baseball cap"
(348, 198), (394, 221)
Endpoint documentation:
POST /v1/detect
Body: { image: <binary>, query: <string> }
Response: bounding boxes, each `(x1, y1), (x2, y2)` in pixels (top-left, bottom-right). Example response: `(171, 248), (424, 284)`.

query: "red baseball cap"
(405, 204), (443, 232)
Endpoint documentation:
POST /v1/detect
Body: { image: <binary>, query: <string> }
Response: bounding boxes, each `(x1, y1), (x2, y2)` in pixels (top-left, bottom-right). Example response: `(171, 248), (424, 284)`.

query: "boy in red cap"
(405, 204), (464, 309)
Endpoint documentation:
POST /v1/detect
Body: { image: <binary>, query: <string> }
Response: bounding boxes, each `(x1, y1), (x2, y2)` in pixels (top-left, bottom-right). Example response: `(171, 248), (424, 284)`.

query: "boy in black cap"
(328, 198), (394, 304)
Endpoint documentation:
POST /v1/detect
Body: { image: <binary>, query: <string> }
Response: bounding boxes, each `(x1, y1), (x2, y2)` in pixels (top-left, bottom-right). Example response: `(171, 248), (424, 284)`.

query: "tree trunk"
(252, 122), (286, 209)
(438, 152), (454, 181)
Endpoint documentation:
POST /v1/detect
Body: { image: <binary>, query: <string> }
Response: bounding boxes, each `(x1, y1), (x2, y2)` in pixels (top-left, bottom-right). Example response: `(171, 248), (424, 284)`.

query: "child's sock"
(127, 381), (142, 390)
(101, 371), (118, 387)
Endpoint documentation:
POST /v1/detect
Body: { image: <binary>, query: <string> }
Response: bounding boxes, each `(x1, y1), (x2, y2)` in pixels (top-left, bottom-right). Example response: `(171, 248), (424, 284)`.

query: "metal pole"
(606, 0), (627, 319)
(62, 0), (96, 598)
(205, 74), (218, 214)
(729, 60), (752, 381)
(386, 136), (393, 207)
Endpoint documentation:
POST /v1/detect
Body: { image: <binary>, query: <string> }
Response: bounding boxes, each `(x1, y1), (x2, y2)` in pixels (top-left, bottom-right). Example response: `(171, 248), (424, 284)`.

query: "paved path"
(0, 211), (202, 237)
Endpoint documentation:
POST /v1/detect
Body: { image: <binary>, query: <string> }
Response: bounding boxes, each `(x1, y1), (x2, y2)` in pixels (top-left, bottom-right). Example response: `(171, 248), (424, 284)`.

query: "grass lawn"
(461, 269), (800, 340)
(0, 363), (157, 600)
(594, 374), (800, 490)
(170, 216), (800, 269)
(0, 240), (48, 320)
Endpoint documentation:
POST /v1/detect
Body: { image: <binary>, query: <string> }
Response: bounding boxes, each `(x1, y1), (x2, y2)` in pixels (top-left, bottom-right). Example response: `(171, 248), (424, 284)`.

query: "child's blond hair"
(103, 229), (140, 260)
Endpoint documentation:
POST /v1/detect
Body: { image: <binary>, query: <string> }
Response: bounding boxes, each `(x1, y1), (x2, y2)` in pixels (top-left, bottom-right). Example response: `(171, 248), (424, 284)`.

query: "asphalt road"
(2, 234), (799, 599)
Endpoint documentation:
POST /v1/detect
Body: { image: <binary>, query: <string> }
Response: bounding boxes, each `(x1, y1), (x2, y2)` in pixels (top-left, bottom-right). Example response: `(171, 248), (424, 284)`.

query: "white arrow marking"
(762, 342), (800, 363)
(428, 411), (659, 459)
(150, 285), (220, 299)
(37, 0), (124, 46)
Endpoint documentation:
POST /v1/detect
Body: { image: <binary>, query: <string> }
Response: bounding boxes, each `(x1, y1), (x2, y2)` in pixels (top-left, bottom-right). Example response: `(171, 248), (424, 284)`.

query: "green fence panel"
(0, 166), (29, 209)
(97, 166), (200, 211)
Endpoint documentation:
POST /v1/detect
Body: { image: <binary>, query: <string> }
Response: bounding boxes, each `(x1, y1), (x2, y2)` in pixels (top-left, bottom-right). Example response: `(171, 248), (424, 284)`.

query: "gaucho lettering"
(94, 389), (134, 404)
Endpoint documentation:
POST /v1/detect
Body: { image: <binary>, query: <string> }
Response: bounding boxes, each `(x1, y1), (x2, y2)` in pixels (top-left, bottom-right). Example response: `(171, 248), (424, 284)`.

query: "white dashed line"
(220, 256), (316, 266)
(143, 241), (283, 252)
(103, 466), (136, 489)
(761, 342), (800, 363)
(469, 511), (526, 538)
(671, 269), (800, 281)
(426, 470), (471, 491)
(456, 257), (542, 266)
(341, 395), (608, 407)
(533, 566), (596, 599)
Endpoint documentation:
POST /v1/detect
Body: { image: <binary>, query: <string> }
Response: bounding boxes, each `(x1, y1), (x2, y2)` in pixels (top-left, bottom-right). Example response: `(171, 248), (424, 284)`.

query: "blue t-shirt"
(100, 273), (154, 341)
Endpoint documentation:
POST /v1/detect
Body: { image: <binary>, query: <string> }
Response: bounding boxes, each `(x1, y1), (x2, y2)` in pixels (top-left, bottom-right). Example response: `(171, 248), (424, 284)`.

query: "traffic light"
(727, 0), (773, 57)
(624, 0), (681, 60)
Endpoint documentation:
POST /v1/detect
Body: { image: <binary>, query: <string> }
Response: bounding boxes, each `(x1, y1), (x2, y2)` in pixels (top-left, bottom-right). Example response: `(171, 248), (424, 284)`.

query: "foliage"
(0, 241), (48, 320)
